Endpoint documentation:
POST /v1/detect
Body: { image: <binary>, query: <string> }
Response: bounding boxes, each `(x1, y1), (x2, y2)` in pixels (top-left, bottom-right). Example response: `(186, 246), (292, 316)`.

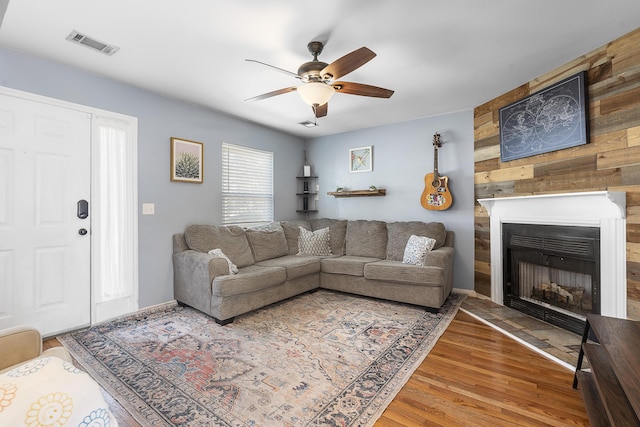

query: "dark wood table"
(573, 314), (640, 426)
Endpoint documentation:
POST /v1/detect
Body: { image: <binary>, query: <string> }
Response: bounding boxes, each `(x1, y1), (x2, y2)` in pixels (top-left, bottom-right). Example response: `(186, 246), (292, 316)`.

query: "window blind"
(222, 142), (274, 225)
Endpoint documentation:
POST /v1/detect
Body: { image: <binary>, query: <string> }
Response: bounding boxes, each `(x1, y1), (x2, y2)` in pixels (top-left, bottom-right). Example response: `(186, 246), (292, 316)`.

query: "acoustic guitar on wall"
(421, 133), (453, 210)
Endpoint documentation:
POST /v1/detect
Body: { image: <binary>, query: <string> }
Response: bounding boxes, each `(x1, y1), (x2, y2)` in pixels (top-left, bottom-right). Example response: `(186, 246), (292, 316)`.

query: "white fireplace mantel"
(478, 191), (627, 318)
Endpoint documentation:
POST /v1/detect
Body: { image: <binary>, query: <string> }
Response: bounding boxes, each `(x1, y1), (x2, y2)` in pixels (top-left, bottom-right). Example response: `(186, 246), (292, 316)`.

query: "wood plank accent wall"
(474, 27), (640, 320)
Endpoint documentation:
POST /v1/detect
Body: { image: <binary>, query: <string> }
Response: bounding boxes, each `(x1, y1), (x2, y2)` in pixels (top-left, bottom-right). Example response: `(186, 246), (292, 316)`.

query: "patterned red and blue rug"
(59, 290), (464, 426)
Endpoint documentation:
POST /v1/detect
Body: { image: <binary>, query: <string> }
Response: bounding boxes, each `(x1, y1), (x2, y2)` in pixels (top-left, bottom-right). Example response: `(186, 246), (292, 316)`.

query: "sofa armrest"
(173, 250), (230, 313)
(425, 246), (455, 295)
(0, 326), (42, 371)
(174, 250), (229, 289)
(424, 246), (454, 269)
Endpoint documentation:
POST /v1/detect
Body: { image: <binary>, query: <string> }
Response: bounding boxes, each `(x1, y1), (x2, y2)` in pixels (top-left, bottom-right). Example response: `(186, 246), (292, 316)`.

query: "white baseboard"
(141, 300), (178, 311)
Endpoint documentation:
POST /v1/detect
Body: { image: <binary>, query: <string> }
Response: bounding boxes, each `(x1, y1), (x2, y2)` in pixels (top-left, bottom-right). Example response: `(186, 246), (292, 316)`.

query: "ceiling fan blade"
(313, 103), (328, 118)
(245, 59), (301, 79)
(320, 47), (376, 81)
(245, 87), (297, 102)
(333, 81), (394, 98)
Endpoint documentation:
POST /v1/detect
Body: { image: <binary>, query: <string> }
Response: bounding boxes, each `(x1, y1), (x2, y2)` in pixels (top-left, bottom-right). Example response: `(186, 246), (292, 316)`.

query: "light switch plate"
(142, 203), (155, 215)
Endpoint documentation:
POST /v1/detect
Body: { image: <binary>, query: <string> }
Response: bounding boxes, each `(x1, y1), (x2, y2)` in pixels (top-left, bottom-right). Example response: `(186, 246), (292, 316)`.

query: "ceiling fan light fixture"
(297, 82), (335, 106)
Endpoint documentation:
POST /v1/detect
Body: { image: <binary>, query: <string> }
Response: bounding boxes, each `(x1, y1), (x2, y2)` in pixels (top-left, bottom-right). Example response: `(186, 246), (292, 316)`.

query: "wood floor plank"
(412, 357), (586, 416)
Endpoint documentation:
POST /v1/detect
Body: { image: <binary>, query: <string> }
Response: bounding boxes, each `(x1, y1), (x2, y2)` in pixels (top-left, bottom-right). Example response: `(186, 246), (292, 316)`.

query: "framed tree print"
(170, 137), (203, 183)
(349, 146), (372, 173)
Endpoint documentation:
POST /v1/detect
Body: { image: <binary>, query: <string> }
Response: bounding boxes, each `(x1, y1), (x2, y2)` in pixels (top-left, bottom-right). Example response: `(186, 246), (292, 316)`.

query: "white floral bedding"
(0, 356), (118, 426)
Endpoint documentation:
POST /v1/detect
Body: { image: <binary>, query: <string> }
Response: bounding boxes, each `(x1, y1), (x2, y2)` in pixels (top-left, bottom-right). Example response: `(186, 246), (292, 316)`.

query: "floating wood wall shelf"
(327, 189), (386, 197)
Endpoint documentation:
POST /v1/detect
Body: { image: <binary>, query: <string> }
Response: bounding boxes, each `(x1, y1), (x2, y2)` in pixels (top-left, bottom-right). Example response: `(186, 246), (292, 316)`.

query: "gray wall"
(0, 46), (476, 313)
(306, 111), (475, 290)
(0, 47), (306, 308)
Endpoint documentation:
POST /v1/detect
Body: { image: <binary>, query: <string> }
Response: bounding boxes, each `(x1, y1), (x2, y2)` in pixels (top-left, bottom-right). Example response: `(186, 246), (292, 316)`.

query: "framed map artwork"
(499, 71), (588, 162)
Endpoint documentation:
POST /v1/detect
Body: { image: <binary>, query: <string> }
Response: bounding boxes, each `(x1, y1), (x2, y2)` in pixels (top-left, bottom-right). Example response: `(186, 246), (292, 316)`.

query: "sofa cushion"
(402, 235), (436, 265)
(212, 265), (286, 297)
(184, 224), (255, 268)
(173, 233), (189, 253)
(345, 220), (388, 258)
(321, 255), (380, 276)
(247, 221), (281, 231)
(298, 226), (331, 256)
(245, 224), (288, 262)
(280, 220), (312, 255)
(386, 221), (447, 260)
(310, 218), (348, 256)
(256, 255), (321, 280)
(364, 260), (444, 285)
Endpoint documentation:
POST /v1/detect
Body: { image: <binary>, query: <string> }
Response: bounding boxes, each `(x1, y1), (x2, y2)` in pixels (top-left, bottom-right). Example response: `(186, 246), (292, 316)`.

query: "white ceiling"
(1, 1), (640, 139)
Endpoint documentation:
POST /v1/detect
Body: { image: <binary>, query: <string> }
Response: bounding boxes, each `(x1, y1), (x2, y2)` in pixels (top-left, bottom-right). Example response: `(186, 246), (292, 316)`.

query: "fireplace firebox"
(503, 223), (600, 335)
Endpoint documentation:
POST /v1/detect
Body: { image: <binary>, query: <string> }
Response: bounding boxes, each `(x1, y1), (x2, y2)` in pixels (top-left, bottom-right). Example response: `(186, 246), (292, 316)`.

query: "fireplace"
(503, 223), (600, 334)
(478, 191), (627, 324)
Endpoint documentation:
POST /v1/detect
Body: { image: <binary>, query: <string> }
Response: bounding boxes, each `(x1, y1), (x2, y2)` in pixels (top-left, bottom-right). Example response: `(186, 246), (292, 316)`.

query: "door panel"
(0, 251), (12, 319)
(0, 95), (91, 336)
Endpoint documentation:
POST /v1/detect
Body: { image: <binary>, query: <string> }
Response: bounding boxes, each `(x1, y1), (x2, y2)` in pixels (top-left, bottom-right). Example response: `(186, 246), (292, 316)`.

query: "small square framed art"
(349, 146), (372, 173)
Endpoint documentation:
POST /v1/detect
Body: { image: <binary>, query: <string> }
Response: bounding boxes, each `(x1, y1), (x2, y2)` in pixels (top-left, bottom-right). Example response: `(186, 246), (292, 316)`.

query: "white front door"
(0, 94), (91, 336)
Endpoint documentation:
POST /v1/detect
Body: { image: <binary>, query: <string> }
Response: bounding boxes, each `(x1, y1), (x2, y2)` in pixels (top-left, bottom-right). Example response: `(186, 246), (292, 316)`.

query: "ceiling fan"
(245, 41), (394, 119)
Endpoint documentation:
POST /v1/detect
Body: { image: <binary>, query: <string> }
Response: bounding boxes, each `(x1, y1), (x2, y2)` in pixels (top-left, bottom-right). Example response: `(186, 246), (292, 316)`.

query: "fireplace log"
(532, 282), (586, 309)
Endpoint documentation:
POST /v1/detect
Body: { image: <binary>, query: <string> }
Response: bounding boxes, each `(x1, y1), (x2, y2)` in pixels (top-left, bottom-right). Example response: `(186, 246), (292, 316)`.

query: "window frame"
(221, 142), (274, 226)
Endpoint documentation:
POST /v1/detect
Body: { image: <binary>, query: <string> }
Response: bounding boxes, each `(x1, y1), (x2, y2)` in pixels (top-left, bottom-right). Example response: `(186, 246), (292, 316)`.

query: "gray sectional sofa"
(172, 218), (454, 325)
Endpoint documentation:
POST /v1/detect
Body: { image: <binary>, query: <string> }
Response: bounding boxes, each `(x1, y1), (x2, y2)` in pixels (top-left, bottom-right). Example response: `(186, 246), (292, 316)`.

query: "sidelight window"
(92, 115), (138, 322)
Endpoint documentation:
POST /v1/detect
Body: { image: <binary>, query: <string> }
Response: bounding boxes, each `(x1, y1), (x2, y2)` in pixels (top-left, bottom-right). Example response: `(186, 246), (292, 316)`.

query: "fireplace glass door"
(503, 223), (600, 334)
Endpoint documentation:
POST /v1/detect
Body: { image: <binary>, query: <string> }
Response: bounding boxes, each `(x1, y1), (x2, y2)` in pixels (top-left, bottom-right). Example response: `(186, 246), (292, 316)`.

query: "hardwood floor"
(45, 310), (588, 426)
(375, 311), (588, 426)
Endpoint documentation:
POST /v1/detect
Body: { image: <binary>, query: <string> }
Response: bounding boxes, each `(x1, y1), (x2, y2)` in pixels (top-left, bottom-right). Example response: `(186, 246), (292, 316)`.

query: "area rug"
(59, 290), (464, 426)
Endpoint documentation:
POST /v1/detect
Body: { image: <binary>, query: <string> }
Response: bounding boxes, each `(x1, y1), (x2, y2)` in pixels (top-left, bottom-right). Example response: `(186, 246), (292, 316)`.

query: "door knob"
(78, 228), (88, 236)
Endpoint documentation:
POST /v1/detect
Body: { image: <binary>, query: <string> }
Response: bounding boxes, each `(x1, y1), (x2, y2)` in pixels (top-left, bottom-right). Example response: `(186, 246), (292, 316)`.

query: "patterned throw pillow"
(297, 226), (332, 256)
(209, 248), (238, 274)
(402, 235), (436, 265)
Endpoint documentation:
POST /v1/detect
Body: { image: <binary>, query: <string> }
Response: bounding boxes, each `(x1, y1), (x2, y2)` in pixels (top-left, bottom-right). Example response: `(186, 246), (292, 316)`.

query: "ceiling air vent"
(66, 30), (119, 56)
(299, 121), (318, 128)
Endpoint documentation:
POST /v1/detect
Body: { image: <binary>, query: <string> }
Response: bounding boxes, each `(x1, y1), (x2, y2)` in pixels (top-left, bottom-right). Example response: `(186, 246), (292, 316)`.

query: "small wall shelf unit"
(296, 176), (318, 214)
(327, 189), (386, 198)
(573, 313), (640, 426)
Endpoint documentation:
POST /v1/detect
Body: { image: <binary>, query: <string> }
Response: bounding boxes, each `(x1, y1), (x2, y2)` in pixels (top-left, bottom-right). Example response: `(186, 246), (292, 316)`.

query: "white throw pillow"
(297, 226), (332, 256)
(402, 235), (436, 265)
(209, 248), (238, 274)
